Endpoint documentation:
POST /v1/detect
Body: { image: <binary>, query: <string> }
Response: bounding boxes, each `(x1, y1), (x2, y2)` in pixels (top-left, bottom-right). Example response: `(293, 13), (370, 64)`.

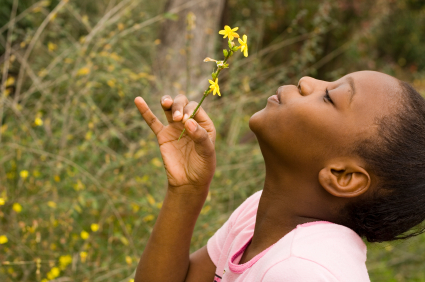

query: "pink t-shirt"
(207, 190), (370, 282)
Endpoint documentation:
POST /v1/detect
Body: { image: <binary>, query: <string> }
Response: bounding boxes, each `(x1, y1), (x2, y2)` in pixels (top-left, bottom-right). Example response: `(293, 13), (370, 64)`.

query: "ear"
(318, 159), (371, 198)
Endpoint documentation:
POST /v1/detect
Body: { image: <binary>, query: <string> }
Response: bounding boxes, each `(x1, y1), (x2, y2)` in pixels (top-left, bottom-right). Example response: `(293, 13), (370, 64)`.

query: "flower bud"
(204, 57), (217, 62)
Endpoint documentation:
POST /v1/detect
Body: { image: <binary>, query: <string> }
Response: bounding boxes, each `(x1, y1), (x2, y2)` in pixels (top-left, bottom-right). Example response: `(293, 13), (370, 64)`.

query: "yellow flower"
(48, 42), (57, 52)
(208, 78), (221, 96)
(20, 170), (29, 178)
(49, 267), (60, 279)
(238, 35), (248, 57)
(77, 67), (90, 76)
(0, 235), (8, 244)
(219, 25), (239, 41)
(13, 203), (22, 213)
(0, 198), (5, 205)
(143, 214), (155, 222)
(80, 230), (89, 240)
(34, 117), (43, 126)
(80, 251), (88, 263)
(5, 77), (15, 87)
(47, 201), (57, 208)
(59, 255), (72, 269)
(90, 223), (99, 232)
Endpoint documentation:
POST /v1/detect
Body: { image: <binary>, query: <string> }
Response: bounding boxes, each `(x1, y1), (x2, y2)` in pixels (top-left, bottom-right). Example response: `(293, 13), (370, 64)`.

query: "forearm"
(135, 186), (208, 282)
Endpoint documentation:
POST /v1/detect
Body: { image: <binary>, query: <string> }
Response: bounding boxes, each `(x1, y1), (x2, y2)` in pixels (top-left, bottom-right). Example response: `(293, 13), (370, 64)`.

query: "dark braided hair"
(343, 80), (425, 242)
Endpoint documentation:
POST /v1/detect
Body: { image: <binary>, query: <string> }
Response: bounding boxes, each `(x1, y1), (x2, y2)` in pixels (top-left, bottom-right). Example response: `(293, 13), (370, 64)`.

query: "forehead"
(343, 71), (400, 97)
(340, 71), (403, 138)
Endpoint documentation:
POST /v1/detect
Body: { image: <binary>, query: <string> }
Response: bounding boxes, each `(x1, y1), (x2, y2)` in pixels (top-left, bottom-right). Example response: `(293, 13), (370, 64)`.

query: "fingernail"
(183, 114), (189, 121)
(173, 110), (181, 120)
(187, 120), (197, 132)
(162, 97), (171, 103)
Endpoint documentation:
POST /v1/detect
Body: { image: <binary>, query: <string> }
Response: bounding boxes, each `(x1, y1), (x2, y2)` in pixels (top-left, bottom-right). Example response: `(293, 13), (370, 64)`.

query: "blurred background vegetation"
(1, 0), (425, 281)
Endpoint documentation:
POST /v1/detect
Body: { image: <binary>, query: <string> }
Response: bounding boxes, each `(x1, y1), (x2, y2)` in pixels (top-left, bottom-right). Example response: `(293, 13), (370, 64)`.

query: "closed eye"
(324, 88), (333, 104)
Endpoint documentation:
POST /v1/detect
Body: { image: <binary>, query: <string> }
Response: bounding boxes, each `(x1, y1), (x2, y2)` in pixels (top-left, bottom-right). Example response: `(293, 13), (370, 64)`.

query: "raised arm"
(134, 95), (216, 282)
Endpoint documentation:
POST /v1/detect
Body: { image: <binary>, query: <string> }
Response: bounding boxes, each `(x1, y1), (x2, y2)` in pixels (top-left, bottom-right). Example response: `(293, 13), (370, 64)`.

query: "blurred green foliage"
(0, 0), (425, 281)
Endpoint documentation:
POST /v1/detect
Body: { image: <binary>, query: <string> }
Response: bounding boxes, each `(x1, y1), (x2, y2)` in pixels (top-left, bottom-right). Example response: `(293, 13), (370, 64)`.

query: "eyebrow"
(346, 76), (356, 103)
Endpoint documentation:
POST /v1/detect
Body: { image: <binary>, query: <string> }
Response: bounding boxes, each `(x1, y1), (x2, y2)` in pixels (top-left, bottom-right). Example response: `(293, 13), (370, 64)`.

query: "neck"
(249, 161), (327, 252)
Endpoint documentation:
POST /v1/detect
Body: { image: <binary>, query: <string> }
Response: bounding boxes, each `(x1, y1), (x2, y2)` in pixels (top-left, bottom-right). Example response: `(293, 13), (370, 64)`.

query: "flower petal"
(243, 34), (247, 42)
(209, 79), (214, 84)
(232, 27), (239, 31)
(219, 30), (226, 35)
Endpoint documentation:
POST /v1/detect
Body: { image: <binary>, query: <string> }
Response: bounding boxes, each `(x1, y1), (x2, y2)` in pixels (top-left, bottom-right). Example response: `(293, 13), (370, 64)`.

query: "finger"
(184, 119), (215, 158)
(183, 104), (216, 144)
(182, 101), (200, 123)
(171, 94), (189, 122)
(134, 97), (164, 135)
(160, 95), (173, 124)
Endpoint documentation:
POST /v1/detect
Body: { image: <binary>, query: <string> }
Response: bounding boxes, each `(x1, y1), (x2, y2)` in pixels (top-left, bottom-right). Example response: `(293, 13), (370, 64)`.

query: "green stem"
(178, 50), (232, 141)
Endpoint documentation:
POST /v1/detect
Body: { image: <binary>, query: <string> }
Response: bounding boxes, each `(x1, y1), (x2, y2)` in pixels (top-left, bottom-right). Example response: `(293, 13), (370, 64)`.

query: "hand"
(134, 94), (216, 193)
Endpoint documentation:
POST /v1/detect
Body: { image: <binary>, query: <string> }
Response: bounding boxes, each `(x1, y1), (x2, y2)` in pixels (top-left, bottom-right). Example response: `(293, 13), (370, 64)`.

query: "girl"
(133, 71), (425, 281)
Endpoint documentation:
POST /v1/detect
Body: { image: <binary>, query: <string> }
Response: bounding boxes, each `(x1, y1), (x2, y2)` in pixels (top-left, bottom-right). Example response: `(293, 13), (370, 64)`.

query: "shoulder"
(261, 256), (339, 281)
(289, 222), (370, 281)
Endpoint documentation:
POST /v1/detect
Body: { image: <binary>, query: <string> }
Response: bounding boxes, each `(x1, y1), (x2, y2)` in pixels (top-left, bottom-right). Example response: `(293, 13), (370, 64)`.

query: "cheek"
(269, 102), (345, 160)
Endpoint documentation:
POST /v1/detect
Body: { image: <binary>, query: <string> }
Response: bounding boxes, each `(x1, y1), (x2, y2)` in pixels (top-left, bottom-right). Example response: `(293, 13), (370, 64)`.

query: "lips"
(268, 95), (280, 103)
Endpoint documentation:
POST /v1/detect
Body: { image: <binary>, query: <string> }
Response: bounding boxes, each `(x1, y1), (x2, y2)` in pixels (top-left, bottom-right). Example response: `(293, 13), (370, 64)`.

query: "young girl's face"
(249, 71), (401, 170)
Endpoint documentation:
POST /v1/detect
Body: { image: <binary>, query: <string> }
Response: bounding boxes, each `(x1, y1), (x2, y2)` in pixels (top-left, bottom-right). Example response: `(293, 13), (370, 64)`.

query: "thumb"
(184, 119), (215, 158)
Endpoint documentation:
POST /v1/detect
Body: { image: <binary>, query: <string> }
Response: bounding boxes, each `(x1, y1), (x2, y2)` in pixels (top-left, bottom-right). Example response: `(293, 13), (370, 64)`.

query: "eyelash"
(324, 88), (333, 104)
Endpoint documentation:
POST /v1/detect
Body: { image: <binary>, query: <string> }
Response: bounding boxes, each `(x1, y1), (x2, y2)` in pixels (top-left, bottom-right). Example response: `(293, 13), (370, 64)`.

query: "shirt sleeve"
(261, 257), (339, 282)
(207, 190), (262, 267)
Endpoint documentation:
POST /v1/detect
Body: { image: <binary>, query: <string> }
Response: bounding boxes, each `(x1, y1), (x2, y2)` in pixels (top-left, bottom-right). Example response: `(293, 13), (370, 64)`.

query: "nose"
(298, 76), (327, 96)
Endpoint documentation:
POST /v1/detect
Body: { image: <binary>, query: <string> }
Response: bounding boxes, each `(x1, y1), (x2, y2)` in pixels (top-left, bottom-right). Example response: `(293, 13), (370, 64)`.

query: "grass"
(0, 0), (425, 281)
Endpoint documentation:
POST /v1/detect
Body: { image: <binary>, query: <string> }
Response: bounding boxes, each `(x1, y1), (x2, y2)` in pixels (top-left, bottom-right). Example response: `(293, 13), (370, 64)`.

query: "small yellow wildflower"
(77, 67), (90, 76)
(151, 157), (162, 168)
(146, 194), (156, 205)
(13, 203), (22, 213)
(80, 251), (88, 263)
(208, 78), (221, 96)
(238, 35), (248, 57)
(59, 255), (72, 269)
(219, 25), (239, 41)
(0, 235), (8, 244)
(34, 117), (43, 126)
(125, 256), (132, 265)
(5, 77), (15, 87)
(0, 198), (5, 205)
(80, 230), (89, 240)
(143, 214), (155, 222)
(20, 170), (29, 178)
(128, 279), (134, 282)
(48, 42), (57, 52)
(47, 201), (57, 208)
(107, 80), (116, 88)
(90, 223), (99, 232)
(47, 267), (60, 280)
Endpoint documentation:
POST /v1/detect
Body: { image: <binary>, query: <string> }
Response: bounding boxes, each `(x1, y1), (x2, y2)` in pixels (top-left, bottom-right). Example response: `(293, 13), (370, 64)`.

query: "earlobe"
(318, 162), (371, 198)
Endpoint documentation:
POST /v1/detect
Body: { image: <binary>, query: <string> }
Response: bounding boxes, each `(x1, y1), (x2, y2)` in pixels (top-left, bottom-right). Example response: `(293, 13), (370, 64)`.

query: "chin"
(248, 109), (265, 134)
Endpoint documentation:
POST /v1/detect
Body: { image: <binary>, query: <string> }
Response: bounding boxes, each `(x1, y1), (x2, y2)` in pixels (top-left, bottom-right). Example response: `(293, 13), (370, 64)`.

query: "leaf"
(163, 13), (178, 21)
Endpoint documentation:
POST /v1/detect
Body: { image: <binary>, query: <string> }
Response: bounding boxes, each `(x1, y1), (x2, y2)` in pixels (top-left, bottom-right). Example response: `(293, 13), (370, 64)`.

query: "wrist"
(167, 183), (210, 197)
